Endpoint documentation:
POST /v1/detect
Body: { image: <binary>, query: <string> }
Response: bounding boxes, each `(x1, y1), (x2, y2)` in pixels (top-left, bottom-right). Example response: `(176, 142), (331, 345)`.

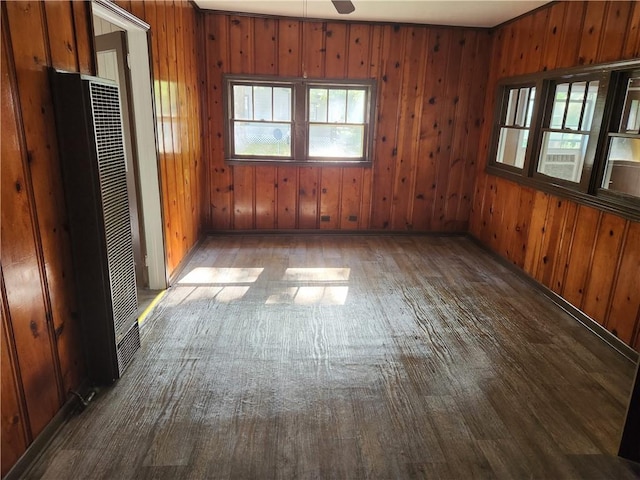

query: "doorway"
(92, 1), (167, 313)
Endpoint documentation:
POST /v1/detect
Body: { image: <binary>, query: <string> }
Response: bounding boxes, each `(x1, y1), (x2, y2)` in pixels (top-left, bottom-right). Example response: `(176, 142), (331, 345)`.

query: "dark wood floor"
(24, 235), (640, 479)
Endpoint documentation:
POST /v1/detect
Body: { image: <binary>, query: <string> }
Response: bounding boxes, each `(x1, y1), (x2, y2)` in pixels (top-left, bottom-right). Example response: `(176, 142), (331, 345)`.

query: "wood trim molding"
(91, 0), (150, 31)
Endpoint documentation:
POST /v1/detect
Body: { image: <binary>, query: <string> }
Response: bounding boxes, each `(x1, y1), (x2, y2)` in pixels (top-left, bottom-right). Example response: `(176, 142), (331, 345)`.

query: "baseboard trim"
(4, 394), (81, 480)
(203, 229), (468, 237)
(467, 234), (638, 363)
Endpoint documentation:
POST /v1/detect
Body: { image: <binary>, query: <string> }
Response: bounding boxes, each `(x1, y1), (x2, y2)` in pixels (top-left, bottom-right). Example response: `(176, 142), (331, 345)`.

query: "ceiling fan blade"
(331, 0), (355, 15)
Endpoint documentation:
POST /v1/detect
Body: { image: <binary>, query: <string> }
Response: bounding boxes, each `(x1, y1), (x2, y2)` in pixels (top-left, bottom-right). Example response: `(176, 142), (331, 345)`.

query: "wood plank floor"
(23, 235), (640, 479)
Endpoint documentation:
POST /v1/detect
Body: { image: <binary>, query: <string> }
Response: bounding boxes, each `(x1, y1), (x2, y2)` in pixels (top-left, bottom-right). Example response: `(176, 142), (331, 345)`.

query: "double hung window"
(487, 61), (640, 216)
(225, 76), (376, 166)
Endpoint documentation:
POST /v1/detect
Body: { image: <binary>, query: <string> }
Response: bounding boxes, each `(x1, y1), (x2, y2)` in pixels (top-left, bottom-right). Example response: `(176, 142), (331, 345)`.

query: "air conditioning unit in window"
(50, 69), (140, 385)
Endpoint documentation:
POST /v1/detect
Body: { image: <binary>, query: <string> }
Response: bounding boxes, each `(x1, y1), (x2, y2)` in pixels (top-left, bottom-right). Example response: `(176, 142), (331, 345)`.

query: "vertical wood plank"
(577, 1), (607, 66)
(298, 167), (319, 229)
(562, 207), (601, 309)
(166, 0), (187, 263)
(173, 0), (192, 254)
(71, 1), (94, 74)
(549, 202), (579, 295)
(207, 13), (233, 230)
(302, 21), (325, 78)
(390, 26), (427, 230)
(346, 23), (370, 79)
(443, 30), (476, 231)
(556, 1), (586, 68)
(1, 22), (61, 437)
(254, 17), (277, 75)
(596, 1), (633, 63)
(5, 0), (85, 399)
(540, 2), (566, 71)
(43, 1), (77, 71)
(430, 29), (464, 231)
(276, 167), (297, 229)
(156, 2), (179, 271)
(456, 31), (492, 227)
(1, 283), (29, 477)
(370, 25), (406, 229)
(622, 1), (640, 58)
(340, 167), (362, 230)
(320, 168), (342, 230)
(607, 222), (640, 344)
(497, 182), (521, 262)
(412, 29), (450, 230)
(535, 196), (569, 287)
(523, 191), (550, 278)
(233, 166), (255, 230)
(277, 20), (301, 77)
(255, 166), (276, 230)
(324, 22), (347, 78)
(582, 213), (627, 325)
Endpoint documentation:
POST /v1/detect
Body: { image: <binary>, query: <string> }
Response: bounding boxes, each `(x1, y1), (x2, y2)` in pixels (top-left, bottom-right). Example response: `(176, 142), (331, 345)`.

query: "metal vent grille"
(117, 321), (141, 375)
(89, 81), (138, 344)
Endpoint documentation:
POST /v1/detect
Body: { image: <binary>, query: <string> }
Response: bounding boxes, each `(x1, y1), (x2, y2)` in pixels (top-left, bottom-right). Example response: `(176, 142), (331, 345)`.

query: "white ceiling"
(194, 0), (550, 28)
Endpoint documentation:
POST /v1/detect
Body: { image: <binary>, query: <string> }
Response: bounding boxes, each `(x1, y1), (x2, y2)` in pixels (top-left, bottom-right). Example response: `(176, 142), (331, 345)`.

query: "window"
(495, 85), (536, 169)
(600, 71), (640, 200)
(487, 60), (640, 218)
(225, 76), (376, 165)
(535, 76), (603, 190)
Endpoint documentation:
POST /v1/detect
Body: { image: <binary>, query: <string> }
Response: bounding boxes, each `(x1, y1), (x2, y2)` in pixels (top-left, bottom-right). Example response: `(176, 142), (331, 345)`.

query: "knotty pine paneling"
(470, 0), (640, 349)
(201, 14), (492, 231)
(1, 0), (204, 474)
(115, 0), (205, 274)
(1, 1), (94, 474)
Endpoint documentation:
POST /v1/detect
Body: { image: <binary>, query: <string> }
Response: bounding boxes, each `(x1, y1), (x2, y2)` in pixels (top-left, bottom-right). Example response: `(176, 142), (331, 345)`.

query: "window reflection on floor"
(176, 266), (351, 305)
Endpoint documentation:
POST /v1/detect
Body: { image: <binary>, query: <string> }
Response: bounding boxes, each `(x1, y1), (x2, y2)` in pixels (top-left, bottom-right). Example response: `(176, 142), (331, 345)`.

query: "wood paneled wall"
(1, 0), (204, 475)
(202, 14), (492, 231)
(114, 0), (205, 274)
(1, 1), (94, 475)
(470, 1), (640, 350)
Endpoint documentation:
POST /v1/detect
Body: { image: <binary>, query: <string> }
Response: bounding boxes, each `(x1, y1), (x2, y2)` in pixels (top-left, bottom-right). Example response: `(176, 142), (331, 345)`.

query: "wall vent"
(51, 70), (140, 384)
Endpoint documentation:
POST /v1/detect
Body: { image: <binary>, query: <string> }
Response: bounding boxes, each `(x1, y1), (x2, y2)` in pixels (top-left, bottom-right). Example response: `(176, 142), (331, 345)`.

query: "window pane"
(309, 125), (364, 158)
(505, 89), (519, 126)
(525, 88), (536, 127)
(513, 88), (530, 127)
(347, 90), (365, 124)
(565, 82), (586, 130)
(309, 88), (327, 122)
(328, 89), (347, 123)
(537, 131), (589, 182)
(620, 77), (640, 133)
(233, 85), (253, 120)
(496, 127), (528, 168)
(582, 81), (599, 131)
(273, 87), (291, 121)
(550, 83), (569, 129)
(602, 137), (640, 197)
(253, 86), (272, 121)
(234, 121), (291, 156)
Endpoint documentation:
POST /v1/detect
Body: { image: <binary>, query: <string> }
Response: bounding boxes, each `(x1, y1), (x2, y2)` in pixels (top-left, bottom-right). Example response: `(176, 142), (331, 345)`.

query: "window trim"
(223, 74), (377, 167)
(486, 59), (640, 222)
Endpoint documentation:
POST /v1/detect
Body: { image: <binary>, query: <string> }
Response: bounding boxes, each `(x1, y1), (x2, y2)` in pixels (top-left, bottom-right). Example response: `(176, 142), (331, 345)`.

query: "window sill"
(226, 158), (373, 168)
(485, 164), (640, 222)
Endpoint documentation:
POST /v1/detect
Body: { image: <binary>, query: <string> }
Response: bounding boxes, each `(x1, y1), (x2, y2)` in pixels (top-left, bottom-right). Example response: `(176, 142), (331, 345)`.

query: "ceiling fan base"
(331, 0), (356, 15)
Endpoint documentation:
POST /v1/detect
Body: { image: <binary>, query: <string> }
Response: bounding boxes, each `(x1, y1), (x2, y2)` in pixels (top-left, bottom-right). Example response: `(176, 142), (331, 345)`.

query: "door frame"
(95, 31), (148, 289)
(92, 0), (167, 289)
